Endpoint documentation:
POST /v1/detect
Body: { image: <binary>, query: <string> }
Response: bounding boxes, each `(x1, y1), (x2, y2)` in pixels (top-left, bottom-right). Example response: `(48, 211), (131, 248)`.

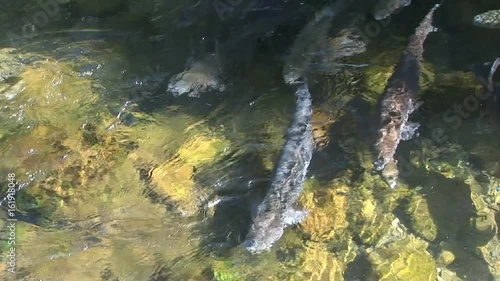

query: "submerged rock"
(366, 218), (437, 281)
(299, 180), (350, 242)
(405, 192), (438, 241)
(16, 60), (101, 134)
(149, 133), (229, 215)
(167, 54), (225, 97)
(290, 242), (352, 281)
(0, 48), (24, 82)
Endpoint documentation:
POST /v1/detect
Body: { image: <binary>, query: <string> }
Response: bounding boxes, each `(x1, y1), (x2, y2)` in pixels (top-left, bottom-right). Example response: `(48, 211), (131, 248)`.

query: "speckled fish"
(374, 3), (441, 188)
(243, 0), (357, 253)
(372, 0), (412, 20)
(473, 9), (500, 29)
(242, 82), (313, 253)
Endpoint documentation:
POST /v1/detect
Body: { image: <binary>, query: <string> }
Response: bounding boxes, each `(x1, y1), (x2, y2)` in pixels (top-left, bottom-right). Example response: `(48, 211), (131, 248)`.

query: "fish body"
(471, 58), (500, 127)
(372, 0), (412, 20)
(242, 0), (374, 253)
(243, 0), (362, 253)
(473, 9), (500, 29)
(374, 3), (441, 188)
(283, 0), (353, 84)
(243, 82), (314, 253)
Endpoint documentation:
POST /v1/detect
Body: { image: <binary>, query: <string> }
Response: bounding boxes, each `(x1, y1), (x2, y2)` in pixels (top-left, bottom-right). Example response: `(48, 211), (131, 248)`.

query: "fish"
(471, 58), (500, 127)
(372, 0), (412, 20)
(283, 0), (364, 84)
(373, 3), (441, 188)
(243, 0), (359, 254)
(472, 9), (500, 29)
(242, 82), (314, 253)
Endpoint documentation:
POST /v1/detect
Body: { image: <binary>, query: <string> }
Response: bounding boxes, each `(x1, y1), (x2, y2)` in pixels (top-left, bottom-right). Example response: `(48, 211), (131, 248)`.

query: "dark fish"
(372, 0), (412, 20)
(374, 3), (441, 188)
(243, 0), (359, 253)
(471, 58), (500, 127)
(283, 0), (357, 83)
(242, 82), (314, 253)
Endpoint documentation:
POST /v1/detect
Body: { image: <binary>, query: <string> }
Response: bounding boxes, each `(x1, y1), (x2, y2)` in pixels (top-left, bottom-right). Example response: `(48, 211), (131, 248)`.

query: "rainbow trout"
(243, 82), (313, 253)
(374, 3), (441, 188)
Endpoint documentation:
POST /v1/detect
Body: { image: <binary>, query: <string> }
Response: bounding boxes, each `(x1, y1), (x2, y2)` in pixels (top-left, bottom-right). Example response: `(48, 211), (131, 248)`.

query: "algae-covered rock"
(149, 160), (199, 215)
(212, 260), (243, 281)
(177, 134), (230, 168)
(125, 112), (196, 167)
(0, 48), (24, 81)
(299, 179), (349, 242)
(15, 126), (129, 219)
(477, 237), (500, 280)
(437, 267), (462, 281)
(437, 250), (455, 266)
(406, 192), (438, 241)
(0, 124), (68, 174)
(289, 242), (348, 281)
(148, 130), (230, 215)
(356, 197), (393, 245)
(364, 63), (435, 96)
(367, 219), (437, 281)
(364, 64), (395, 95)
(16, 60), (101, 134)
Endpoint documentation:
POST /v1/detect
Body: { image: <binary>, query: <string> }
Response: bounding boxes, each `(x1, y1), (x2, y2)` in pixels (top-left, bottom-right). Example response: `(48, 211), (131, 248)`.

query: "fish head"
(382, 160), (399, 189)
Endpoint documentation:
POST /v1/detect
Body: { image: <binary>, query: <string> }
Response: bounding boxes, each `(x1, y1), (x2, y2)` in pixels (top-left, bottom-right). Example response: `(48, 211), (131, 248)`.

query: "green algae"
(368, 236), (437, 281)
(212, 260), (242, 281)
(405, 192), (438, 241)
(0, 2), (499, 281)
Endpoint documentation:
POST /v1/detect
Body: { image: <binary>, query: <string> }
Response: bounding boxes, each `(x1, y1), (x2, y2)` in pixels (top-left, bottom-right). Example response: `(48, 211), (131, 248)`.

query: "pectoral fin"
(401, 121), (420, 141)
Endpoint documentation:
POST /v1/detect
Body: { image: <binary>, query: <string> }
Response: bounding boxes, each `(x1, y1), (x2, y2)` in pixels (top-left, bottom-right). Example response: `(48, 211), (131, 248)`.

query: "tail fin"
(407, 2), (442, 60)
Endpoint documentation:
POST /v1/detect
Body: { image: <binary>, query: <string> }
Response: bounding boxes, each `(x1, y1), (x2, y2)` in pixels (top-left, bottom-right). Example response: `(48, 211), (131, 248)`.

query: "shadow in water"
(394, 146), (496, 281)
(344, 251), (377, 281)
(193, 151), (272, 256)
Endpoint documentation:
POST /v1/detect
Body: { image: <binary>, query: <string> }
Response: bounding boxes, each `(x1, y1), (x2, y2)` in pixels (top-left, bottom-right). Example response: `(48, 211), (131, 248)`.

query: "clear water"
(0, 0), (499, 281)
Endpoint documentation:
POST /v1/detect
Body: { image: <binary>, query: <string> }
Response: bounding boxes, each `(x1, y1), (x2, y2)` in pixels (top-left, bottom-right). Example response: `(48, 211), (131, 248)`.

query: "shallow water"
(0, 0), (499, 281)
